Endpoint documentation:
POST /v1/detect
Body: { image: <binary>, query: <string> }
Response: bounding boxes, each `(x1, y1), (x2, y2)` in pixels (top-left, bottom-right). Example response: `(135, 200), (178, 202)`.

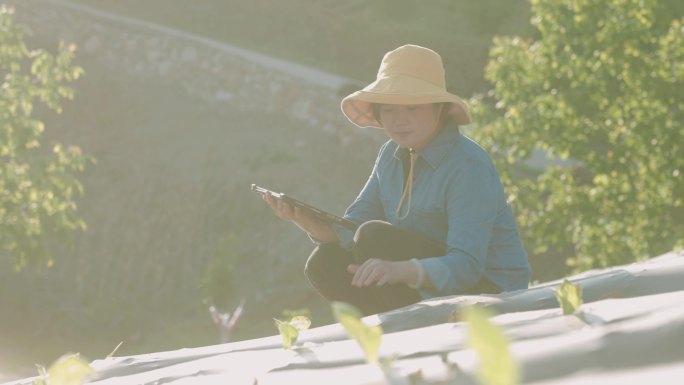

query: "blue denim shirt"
(334, 125), (531, 298)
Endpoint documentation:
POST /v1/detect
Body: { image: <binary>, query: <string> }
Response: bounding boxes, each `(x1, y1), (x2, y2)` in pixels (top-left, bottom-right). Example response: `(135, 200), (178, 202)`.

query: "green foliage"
(460, 306), (518, 385)
(332, 301), (383, 365)
(33, 353), (95, 385)
(0, 6), (91, 269)
(470, 0), (684, 273)
(274, 315), (311, 349)
(555, 279), (584, 315)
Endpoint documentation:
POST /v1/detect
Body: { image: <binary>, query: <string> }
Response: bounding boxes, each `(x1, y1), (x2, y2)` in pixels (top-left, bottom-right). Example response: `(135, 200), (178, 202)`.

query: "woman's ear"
(437, 102), (451, 126)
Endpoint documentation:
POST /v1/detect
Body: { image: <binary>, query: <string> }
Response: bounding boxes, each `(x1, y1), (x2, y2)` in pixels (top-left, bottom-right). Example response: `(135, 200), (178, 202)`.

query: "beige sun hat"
(341, 44), (471, 129)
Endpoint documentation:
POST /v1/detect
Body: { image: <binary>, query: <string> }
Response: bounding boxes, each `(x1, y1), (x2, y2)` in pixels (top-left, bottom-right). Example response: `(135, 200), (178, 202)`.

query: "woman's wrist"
(407, 258), (425, 289)
(297, 219), (338, 243)
(316, 225), (339, 242)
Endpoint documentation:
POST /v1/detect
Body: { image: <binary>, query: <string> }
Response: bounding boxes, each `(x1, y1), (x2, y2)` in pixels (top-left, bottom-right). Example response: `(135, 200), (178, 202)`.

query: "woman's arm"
(342, 143), (389, 224)
(421, 159), (499, 294)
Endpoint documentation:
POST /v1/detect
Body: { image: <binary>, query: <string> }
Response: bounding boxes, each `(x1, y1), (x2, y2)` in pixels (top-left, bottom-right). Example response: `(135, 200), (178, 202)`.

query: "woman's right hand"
(262, 192), (338, 243)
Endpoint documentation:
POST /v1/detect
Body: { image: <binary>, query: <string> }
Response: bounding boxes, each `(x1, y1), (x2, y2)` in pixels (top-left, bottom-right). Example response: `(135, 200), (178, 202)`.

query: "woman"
(264, 44), (531, 315)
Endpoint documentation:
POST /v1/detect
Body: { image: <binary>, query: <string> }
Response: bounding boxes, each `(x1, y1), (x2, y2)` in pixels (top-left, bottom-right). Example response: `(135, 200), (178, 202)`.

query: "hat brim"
(341, 75), (471, 128)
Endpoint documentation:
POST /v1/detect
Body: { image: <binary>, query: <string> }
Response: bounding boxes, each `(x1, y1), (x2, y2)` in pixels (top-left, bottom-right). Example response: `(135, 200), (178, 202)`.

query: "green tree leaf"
(332, 301), (383, 365)
(461, 306), (518, 385)
(470, 0), (684, 277)
(1, 7), (92, 269)
(555, 279), (583, 315)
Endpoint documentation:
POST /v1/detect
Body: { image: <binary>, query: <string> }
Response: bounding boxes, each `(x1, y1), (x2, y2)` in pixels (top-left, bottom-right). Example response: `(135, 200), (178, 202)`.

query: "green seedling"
(32, 353), (95, 385)
(274, 315), (311, 349)
(332, 301), (383, 365)
(107, 341), (123, 359)
(461, 306), (518, 385)
(555, 279), (583, 315)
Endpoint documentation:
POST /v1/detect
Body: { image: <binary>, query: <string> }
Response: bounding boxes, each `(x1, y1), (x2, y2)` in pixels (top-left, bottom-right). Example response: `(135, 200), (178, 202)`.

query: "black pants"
(304, 220), (500, 315)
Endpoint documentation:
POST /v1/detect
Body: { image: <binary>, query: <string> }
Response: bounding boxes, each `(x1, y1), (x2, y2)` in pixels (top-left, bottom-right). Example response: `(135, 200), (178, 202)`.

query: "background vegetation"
(1, 0), (681, 381)
(0, 6), (89, 270)
(470, 0), (683, 273)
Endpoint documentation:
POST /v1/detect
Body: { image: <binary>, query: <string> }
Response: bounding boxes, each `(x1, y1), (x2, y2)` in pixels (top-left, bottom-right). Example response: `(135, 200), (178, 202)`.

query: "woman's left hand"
(347, 259), (417, 287)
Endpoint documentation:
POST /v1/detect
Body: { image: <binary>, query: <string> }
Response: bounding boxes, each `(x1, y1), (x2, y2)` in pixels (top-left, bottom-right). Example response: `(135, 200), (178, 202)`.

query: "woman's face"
(378, 103), (442, 152)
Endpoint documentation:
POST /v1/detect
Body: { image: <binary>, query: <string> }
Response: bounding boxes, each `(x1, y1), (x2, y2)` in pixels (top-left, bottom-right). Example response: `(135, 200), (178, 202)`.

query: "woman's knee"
(352, 220), (445, 262)
(353, 220), (393, 248)
(352, 220), (398, 262)
(304, 242), (349, 281)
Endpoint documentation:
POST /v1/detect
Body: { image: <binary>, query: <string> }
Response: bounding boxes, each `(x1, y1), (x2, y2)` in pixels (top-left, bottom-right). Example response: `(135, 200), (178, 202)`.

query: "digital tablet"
(251, 184), (357, 231)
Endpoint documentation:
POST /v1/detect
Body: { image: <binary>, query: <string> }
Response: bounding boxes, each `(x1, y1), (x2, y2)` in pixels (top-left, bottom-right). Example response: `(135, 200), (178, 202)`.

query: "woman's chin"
(391, 137), (414, 148)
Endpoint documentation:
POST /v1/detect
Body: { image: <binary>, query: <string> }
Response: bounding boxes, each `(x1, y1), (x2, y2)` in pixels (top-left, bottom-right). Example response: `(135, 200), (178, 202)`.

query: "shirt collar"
(423, 124), (462, 168)
(392, 124), (461, 168)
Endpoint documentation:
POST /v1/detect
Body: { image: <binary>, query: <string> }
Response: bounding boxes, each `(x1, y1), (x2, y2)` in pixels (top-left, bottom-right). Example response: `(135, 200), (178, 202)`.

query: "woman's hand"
(347, 259), (420, 287)
(263, 192), (338, 243)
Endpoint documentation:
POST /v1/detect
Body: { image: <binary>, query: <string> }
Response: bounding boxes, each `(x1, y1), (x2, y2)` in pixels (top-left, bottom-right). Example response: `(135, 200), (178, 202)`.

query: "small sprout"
(461, 306), (518, 385)
(34, 353), (95, 385)
(107, 342), (123, 359)
(32, 365), (48, 385)
(332, 301), (383, 365)
(274, 319), (298, 349)
(555, 279), (583, 315)
(274, 315), (311, 349)
(289, 315), (311, 331)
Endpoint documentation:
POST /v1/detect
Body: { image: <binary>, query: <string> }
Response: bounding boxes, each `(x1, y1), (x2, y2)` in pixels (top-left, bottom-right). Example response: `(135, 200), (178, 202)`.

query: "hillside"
(0, 0), (535, 381)
(0, 0), (381, 378)
(64, 0), (534, 97)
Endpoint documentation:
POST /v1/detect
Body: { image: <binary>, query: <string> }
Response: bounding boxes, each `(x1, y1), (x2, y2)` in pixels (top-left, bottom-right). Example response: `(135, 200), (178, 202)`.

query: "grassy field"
(0, 41), (378, 377)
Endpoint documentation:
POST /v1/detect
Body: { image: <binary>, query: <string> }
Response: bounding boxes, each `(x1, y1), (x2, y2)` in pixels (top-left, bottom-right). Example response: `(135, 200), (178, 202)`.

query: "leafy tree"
(469, 0), (683, 274)
(0, 6), (90, 269)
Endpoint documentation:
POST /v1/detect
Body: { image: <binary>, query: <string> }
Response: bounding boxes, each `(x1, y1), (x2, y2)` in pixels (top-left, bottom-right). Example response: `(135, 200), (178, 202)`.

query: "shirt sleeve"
(419, 159), (500, 294)
(332, 143), (389, 250)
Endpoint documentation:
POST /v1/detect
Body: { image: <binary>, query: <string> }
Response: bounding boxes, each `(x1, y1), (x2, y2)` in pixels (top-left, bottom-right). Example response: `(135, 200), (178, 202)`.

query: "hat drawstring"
(396, 148), (415, 220)
(395, 103), (444, 221)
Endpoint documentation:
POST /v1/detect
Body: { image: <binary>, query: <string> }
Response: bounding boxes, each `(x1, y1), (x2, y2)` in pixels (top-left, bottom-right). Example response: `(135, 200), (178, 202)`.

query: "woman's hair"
(371, 103), (454, 127)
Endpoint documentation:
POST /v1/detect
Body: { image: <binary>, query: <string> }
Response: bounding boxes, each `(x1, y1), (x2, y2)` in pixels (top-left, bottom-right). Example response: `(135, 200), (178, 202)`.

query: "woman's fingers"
(351, 259), (389, 287)
(263, 193), (294, 220)
(263, 193), (279, 212)
(261, 193), (338, 243)
(355, 263), (372, 286)
(376, 274), (388, 286)
(352, 259), (373, 286)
